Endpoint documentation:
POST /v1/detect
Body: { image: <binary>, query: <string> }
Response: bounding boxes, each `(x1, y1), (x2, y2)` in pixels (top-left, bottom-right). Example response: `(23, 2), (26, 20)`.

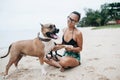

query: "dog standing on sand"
(0, 23), (59, 76)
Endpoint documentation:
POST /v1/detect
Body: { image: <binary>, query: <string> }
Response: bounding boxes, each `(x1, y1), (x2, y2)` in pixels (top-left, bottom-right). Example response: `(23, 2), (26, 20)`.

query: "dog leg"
(46, 51), (53, 60)
(39, 57), (47, 75)
(4, 55), (18, 76)
(4, 58), (14, 76)
(14, 55), (23, 71)
(3, 75), (9, 80)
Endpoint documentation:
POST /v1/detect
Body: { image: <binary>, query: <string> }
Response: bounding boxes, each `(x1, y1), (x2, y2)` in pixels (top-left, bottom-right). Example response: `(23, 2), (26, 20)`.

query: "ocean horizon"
(0, 28), (41, 48)
(0, 27), (64, 49)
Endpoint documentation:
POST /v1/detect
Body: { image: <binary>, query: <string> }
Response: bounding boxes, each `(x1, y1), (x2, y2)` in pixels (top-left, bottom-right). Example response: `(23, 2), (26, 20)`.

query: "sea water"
(0, 29), (39, 48)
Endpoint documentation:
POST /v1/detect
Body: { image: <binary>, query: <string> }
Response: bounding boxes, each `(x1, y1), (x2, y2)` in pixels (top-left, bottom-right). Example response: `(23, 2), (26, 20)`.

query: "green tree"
(79, 9), (101, 27)
(79, 2), (120, 27)
(100, 3), (110, 25)
(109, 3), (120, 20)
(100, 2), (120, 25)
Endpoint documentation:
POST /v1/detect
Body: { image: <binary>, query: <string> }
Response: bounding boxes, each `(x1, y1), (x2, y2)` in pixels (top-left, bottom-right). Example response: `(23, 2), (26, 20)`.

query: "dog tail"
(0, 44), (12, 59)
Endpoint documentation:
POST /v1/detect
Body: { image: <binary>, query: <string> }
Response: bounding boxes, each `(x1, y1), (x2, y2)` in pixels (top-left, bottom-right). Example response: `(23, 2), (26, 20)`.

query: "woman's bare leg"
(59, 56), (80, 68)
(44, 56), (80, 72)
(44, 57), (62, 68)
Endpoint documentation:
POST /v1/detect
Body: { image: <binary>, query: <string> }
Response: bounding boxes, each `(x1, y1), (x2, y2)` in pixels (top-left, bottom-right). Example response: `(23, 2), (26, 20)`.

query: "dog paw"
(2, 75), (9, 80)
(41, 70), (47, 75)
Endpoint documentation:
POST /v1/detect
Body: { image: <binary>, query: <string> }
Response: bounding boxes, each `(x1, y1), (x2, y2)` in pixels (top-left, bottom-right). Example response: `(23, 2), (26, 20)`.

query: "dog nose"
(56, 29), (59, 33)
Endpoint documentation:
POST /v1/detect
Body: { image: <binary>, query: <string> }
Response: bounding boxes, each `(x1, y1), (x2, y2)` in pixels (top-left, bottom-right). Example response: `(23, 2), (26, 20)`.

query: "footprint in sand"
(49, 73), (66, 78)
(49, 73), (56, 77)
(58, 75), (66, 78)
(104, 66), (116, 71)
(88, 58), (100, 61)
(95, 73), (110, 80)
(96, 44), (102, 47)
(84, 66), (96, 73)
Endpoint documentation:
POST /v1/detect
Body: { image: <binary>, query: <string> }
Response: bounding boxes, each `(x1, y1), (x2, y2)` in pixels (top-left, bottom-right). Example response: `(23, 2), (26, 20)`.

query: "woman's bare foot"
(60, 67), (65, 72)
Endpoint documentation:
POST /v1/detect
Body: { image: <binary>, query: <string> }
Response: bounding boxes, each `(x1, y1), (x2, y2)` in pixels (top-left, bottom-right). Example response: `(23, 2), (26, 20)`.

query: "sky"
(0, 0), (119, 30)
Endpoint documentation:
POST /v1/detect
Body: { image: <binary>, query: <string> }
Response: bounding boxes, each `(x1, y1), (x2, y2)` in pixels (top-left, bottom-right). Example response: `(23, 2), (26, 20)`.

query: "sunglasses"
(67, 16), (78, 24)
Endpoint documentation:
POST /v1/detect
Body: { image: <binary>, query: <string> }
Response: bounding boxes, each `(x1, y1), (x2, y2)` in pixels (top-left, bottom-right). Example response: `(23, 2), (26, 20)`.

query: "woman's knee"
(59, 60), (66, 66)
(59, 56), (80, 68)
(59, 57), (69, 67)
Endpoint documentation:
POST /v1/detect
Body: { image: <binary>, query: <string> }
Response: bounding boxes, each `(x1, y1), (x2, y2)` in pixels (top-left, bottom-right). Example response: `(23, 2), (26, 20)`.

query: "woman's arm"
(73, 31), (83, 52)
(52, 44), (64, 51)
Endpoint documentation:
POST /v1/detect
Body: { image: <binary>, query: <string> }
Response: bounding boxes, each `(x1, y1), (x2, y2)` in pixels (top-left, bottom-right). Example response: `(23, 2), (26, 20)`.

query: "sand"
(0, 27), (120, 80)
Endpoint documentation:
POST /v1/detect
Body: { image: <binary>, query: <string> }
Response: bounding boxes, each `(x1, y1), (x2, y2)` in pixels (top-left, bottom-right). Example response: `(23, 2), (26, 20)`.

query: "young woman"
(44, 11), (83, 71)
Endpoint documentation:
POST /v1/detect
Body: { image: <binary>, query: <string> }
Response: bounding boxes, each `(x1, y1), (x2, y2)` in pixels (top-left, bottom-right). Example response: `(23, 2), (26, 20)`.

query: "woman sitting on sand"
(44, 11), (83, 71)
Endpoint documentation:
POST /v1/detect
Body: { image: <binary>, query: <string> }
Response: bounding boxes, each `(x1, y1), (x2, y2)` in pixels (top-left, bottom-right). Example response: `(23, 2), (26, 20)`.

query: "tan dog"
(0, 23), (59, 76)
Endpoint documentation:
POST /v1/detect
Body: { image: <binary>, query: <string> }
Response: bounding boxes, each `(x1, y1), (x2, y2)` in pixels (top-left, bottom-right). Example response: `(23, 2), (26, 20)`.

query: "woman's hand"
(65, 45), (73, 51)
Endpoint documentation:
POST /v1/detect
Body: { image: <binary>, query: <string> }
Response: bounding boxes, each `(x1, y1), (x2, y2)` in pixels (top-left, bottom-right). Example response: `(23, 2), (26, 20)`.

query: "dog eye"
(53, 25), (56, 27)
(49, 25), (53, 29)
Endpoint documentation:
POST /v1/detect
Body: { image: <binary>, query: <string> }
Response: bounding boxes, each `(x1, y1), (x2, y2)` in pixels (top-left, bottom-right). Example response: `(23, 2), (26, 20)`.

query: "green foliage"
(80, 9), (102, 27)
(79, 2), (120, 27)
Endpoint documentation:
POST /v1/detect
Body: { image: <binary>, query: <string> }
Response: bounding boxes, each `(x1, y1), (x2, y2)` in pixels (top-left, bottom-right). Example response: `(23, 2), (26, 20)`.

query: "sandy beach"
(0, 27), (120, 80)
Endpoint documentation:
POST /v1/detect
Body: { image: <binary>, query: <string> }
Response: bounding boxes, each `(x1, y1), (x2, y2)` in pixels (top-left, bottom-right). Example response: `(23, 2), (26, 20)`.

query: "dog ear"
(40, 23), (43, 27)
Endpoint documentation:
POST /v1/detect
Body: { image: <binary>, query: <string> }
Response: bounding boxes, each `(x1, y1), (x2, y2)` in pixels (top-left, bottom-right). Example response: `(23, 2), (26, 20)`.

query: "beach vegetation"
(78, 2), (120, 27)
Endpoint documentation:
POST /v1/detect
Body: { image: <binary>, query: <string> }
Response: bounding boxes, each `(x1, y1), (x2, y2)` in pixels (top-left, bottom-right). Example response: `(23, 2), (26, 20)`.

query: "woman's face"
(67, 13), (79, 27)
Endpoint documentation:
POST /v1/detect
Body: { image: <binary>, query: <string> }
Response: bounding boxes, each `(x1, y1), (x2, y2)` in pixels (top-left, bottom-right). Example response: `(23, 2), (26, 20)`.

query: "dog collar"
(39, 37), (51, 42)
